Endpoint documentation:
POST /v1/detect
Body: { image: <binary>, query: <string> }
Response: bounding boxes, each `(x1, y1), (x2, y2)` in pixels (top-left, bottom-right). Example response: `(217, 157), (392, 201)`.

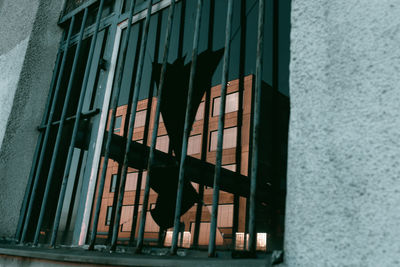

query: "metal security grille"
(15, 0), (289, 259)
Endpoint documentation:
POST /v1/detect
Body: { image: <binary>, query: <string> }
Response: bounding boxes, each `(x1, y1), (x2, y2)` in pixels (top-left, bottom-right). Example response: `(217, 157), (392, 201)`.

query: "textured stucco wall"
(0, 0), (40, 149)
(0, 0), (64, 237)
(286, 1), (400, 266)
(0, 39), (30, 150)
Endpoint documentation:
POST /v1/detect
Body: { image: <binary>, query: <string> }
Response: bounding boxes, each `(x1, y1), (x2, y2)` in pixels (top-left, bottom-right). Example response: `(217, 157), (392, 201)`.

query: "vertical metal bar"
(248, 0), (265, 254)
(129, 10), (162, 246)
(267, 0), (280, 251)
(14, 31), (65, 242)
(106, 165), (122, 244)
(127, 170), (143, 244)
(50, 0), (105, 247)
(170, 0), (203, 255)
(176, 0), (185, 59)
(60, 149), (85, 243)
(88, 0), (137, 250)
(20, 17), (76, 245)
(109, 0), (153, 251)
(232, 0), (247, 250)
(193, 0), (214, 249)
(135, 0), (176, 253)
(272, 0), (279, 98)
(208, 0), (233, 257)
(78, 23), (118, 246)
(33, 9), (89, 246)
(126, 27), (144, 247)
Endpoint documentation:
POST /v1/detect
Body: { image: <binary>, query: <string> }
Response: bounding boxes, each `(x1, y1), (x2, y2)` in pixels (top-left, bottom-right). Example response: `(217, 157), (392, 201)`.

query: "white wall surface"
(0, 38), (29, 149)
(286, 1), (400, 266)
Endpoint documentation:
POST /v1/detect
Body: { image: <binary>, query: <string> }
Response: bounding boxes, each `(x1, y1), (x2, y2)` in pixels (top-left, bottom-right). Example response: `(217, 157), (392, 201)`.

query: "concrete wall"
(0, 0), (65, 237)
(0, 255), (100, 267)
(3, 0), (400, 266)
(286, 0), (400, 266)
(0, 0), (39, 149)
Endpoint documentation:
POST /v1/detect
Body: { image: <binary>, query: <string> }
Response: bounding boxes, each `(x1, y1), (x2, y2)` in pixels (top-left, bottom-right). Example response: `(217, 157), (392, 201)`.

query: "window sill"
(0, 244), (270, 267)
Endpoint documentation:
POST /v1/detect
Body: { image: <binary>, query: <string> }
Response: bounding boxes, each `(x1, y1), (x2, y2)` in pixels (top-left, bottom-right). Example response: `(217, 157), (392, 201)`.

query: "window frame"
(209, 126), (238, 152)
(212, 91), (239, 117)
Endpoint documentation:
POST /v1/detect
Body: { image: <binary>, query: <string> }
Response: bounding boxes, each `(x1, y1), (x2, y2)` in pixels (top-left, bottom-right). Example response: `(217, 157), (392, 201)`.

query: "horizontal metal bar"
(59, 0), (165, 24)
(37, 109), (100, 131)
(59, 0), (98, 24)
(74, 132), (271, 201)
(117, 0), (178, 26)
(61, 13), (115, 49)
(63, 0), (178, 49)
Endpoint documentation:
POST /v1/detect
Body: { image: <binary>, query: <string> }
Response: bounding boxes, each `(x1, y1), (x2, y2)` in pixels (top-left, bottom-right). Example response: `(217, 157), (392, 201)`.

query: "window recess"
(18, 0), (290, 262)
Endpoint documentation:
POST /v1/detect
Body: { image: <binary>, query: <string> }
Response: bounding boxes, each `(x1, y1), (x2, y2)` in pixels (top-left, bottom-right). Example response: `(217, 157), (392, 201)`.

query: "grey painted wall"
(286, 0), (400, 266)
(0, 0), (64, 237)
(0, 0), (39, 149)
